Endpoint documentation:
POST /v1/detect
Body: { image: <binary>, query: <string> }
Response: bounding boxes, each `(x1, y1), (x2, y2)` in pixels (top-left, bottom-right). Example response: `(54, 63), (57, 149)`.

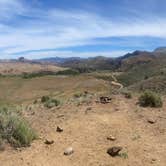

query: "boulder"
(107, 146), (122, 157)
(56, 126), (63, 132)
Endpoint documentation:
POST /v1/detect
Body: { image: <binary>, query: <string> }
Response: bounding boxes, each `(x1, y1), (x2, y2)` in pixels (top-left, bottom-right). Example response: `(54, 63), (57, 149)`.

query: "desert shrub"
(139, 91), (163, 107)
(41, 96), (50, 103)
(73, 92), (88, 98)
(119, 152), (128, 159)
(44, 99), (60, 108)
(120, 89), (132, 98)
(0, 107), (37, 148)
(33, 99), (38, 104)
(72, 91), (93, 105)
(124, 91), (132, 99)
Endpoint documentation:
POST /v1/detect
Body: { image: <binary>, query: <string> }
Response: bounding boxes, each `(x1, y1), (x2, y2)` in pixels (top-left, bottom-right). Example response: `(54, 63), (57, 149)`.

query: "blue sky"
(0, 0), (166, 59)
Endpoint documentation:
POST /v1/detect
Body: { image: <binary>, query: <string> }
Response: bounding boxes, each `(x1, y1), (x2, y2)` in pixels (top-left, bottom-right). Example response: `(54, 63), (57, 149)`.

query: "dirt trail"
(0, 95), (166, 166)
(111, 74), (124, 89)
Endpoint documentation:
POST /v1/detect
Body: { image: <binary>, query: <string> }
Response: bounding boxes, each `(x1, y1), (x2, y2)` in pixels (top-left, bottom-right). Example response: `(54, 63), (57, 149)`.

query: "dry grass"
(0, 75), (110, 104)
(0, 62), (64, 75)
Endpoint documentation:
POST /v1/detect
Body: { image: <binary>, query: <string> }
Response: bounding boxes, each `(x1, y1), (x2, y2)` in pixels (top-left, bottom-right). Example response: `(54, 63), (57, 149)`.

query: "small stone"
(152, 158), (156, 161)
(31, 112), (35, 115)
(64, 147), (74, 156)
(56, 126), (63, 132)
(44, 139), (54, 145)
(147, 118), (156, 124)
(107, 146), (123, 157)
(107, 135), (116, 141)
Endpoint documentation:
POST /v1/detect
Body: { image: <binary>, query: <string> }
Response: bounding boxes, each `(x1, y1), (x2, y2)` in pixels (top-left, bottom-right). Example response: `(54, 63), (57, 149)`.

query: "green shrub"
(73, 92), (87, 98)
(120, 89), (132, 98)
(56, 69), (79, 76)
(119, 152), (128, 159)
(124, 92), (132, 99)
(0, 107), (37, 148)
(139, 91), (163, 107)
(22, 71), (57, 79)
(41, 96), (50, 103)
(44, 99), (60, 108)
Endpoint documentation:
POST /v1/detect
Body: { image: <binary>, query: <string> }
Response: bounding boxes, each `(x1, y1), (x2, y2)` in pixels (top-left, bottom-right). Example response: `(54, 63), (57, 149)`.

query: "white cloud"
(0, 0), (166, 58)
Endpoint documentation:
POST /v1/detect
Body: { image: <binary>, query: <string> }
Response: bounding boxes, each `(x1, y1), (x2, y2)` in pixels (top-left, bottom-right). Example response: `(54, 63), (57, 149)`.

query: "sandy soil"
(0, 95), (166, 166)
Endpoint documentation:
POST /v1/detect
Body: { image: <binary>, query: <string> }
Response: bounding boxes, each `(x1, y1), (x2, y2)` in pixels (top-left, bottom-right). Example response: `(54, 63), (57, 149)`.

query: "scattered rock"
(44, 139), (54, 145)
(107, 146), (123, 157)
(147, 118), (156, 124)
(151, 158), (156, 162)
(107, 135), (116, 141)
(57, 115), (65, 118)
(100, 96), (112, 104)
(64, 147), (74, 156)
(56, 126), (63, 132)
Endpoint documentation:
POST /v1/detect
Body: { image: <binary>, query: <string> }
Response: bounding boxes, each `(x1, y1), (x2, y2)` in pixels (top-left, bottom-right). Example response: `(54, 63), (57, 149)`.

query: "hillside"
(0, 61), (65, 75)
(116, 49), (166, 93)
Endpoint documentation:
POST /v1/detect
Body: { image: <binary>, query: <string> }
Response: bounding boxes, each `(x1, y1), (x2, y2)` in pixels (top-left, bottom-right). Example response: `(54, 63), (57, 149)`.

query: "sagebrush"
(139, 91), (163, 108)
(0, 107), (37, 148)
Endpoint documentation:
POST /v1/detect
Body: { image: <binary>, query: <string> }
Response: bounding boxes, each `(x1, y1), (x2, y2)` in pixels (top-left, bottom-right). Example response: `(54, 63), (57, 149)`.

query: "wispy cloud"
(0, 0), (166, 58)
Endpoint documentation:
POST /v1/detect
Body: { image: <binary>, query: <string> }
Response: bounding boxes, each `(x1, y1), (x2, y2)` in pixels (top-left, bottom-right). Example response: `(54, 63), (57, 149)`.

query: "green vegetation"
(123, 91), (132, 99)
(56, 69), (80, 75)
(73, 91), (88, 98)
(41, 96), (50, 103)
(139, 91), (163, 108)
(119, 152), (128, 159)
(22, 71), (57, 79)
(120, 89), (132, 99)
(41, 96), (60, 108)
(0, 106), (37, 148)
(44, 99), (60, 108)
(72, 91), (93, 105)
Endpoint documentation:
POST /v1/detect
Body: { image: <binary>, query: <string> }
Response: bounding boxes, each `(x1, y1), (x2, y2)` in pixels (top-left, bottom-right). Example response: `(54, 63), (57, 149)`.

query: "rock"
(56, 126), (63, 132)
(44, 139), (54, 145)
(100, 96), (112, 104)
(107, 146), (123, 157)
(57, 115), (65, 118)
(107, 135), (116, 141)
(151, 158), (156, 162)
(147, 118), (156, 124)
(31, 112), (35, 115)
(64, 147), (74, 156)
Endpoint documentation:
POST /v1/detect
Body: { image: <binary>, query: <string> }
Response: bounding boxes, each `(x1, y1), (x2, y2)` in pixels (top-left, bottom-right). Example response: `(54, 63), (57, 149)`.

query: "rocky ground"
(0, 94), (166, 166)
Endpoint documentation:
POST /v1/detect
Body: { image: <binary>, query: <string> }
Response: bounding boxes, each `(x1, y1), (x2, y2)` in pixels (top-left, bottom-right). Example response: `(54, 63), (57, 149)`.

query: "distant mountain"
(60, 56), (120, 71)
(33, 47), (166, 72)
(154, 47), (166, 53)
(35, 57), (83, 64)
